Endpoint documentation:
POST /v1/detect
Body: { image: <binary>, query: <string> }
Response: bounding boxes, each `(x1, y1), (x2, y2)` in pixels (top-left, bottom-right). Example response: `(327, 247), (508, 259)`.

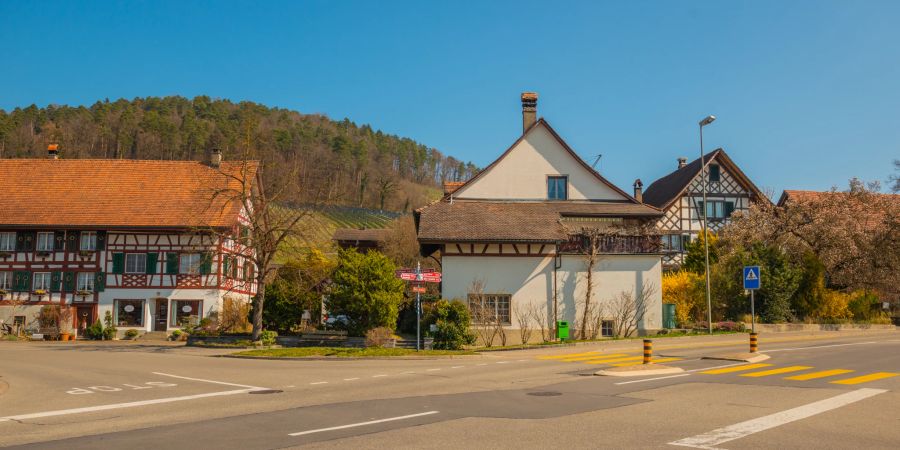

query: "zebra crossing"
(537, 350), (898, 386)
(699, 363), (898, 385)
(537, 351), (683, 367)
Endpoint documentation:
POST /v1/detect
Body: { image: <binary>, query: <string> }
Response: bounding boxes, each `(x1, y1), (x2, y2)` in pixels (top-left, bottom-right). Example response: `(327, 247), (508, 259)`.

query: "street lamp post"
(699, 115), (716, 334)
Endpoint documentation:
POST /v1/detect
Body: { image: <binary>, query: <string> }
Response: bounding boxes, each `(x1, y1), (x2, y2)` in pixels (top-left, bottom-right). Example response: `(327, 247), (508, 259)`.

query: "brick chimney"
(210, 148), (222, 168)
(521, 92), (538, 133)
(48, 144), (59, 160)
(678, 157), (687, 168)
(633, 179), (643, 203)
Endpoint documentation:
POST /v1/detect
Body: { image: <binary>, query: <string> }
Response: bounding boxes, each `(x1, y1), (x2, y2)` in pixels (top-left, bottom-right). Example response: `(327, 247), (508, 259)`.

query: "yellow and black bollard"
(643, 339), (653, 364)
(750, 332), (758, 353)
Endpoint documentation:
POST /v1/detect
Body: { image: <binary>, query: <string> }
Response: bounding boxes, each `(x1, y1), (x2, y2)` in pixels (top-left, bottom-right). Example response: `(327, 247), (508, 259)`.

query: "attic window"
(548, 176), (568, 200)
(709, 164), (720, 183)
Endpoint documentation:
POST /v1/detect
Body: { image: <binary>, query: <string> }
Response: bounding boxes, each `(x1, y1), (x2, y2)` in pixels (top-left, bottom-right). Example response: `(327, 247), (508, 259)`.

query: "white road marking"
(372, 374), (388, 378)
(343, 378), (360, 381)
(400, 371), (416, 375)
(517, 359), (529, 362)
(310, 382), (328, 385)
(426, 368), (441, 372)
(451, 366), (464, 369)
(765, 341), (877, 352)
(668, 388), (887, 449)
(496, 361), (509, 364)
(615, 374), (691, 385)
(686, 362), (748, 373)
(0, 389), (255, 423)
(152, 372), (264, 390)
(288, 411), (440, 437)
(476, 363), (488, 366)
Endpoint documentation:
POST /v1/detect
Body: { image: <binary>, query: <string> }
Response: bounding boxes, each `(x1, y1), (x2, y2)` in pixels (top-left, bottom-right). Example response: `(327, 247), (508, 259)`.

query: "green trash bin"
(663, 303), (676, 329)
(556, 321), (569, 340)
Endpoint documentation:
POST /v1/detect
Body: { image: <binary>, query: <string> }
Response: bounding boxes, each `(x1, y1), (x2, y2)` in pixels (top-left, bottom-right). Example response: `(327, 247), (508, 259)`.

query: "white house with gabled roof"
(416, 93), (663, 341)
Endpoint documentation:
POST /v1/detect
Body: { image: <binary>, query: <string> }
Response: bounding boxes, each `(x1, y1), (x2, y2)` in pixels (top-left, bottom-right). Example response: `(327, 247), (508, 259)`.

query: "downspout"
(553, 241), (562, 340)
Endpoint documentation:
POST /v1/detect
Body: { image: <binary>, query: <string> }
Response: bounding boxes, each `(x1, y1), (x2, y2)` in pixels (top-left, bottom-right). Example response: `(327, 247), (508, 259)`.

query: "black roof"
(642, 149), (722, 208)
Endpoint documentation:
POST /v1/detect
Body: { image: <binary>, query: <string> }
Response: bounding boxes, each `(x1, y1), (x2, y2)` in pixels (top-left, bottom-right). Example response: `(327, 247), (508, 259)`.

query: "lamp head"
(700, 115), (716, 127)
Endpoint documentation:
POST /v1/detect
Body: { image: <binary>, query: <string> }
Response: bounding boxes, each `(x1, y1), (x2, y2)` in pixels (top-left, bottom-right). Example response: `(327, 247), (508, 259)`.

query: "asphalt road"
(1, 330), (898, 449)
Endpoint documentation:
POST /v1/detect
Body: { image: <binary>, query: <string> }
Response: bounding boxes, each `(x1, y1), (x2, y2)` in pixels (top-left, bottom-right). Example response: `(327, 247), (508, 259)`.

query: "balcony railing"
(559, 234), (662, 254)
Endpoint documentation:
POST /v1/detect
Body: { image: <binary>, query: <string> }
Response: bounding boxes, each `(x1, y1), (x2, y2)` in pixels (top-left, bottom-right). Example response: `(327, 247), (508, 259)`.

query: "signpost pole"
(750, 289), (755, 333)
(416, 261), (421, 352)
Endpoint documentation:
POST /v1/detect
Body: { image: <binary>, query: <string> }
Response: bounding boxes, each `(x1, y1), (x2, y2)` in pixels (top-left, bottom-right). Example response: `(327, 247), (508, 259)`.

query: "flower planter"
(60, 332), (71, 341)
(0, 251), (12, 259)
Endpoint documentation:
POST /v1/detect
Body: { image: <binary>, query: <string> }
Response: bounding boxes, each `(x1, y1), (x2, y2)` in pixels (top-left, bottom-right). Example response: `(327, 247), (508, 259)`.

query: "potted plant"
(0, 288), (8, 299)
(36, 251), (52, 257)
(124, 329), (140, 340)
(78, 250), (94, 258)
(58, 307), (73, 341)
(0, 251), (11, 259)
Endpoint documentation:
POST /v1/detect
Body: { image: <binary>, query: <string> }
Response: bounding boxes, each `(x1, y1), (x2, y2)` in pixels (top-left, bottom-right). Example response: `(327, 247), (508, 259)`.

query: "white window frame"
(76, 272), (94, 291)
(179, 253), (201, 275)
(32, 272), (51, 291)
(36, 232), (54, 252)
(0, 232), (14, 252)
(115, 299), (145, 327)
(467, 293), (512, 325)
(0, 271), (12, 290)
(125, 253), (147, 274)
(80, 231), (97, 251)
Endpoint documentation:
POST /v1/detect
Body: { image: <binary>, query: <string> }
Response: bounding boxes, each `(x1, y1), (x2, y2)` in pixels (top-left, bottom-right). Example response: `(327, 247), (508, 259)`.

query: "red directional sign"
(410, 286), (426, 293)
(421, 272), (442, 283)
(397, 272), (418, 281)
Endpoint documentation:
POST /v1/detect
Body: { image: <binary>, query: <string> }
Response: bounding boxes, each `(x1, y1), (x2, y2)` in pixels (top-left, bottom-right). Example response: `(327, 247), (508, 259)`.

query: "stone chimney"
(521, 92), (538, 133)
(633, 179), (643, 203)
(48, 144), (60, 160)
(210, 148), (222, 168)
(677, 157), (687, 169)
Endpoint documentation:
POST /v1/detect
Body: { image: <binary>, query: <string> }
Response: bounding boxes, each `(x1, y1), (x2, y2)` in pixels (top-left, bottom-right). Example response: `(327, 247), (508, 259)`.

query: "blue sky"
(2, 1), (898, 196)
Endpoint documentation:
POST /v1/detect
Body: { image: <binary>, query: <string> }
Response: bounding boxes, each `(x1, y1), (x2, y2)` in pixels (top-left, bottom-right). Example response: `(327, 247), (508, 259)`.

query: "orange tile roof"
(0, 159), (258, 229)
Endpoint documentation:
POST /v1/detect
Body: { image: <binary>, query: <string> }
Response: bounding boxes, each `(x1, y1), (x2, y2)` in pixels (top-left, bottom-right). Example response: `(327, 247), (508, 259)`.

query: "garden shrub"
(259, 330), (278, 346)
(102, 311), (117, 340)
(124, 329), (140, 340)
(365, 327), (395, 347)
(425, 299), (476, 350)
(85, 320), (104, 340)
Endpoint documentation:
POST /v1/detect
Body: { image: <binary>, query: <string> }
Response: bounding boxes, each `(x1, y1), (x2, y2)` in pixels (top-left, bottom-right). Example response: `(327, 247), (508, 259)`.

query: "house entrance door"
(76, 306), (94, 336)
(154, 300), (168, 331)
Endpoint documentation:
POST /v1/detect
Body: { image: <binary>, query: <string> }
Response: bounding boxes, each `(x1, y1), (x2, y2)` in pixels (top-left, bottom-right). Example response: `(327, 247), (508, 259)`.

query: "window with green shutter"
(50, 272), (62, 292)
(66, 231), (79, 252)
(63, 272), (76, 292)
(95, 231), (107, 250)
(13, 271), (30, 292)
(16, 232), (35, 252)
(199, 253), (213, 275)
(112, 253), (125, 274)
(146, 252), (159, 274)
(94, 272), (106, 292)
(166, 253), (179, 274)
(725, 201), (735, 217)
(54, 231), (66, 251)
(223, 256), (231, 278)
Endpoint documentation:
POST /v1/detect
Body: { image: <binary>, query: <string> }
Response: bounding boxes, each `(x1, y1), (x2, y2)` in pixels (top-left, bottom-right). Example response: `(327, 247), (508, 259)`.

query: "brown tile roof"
(333, 228), (391, 243)
(0, 159), (257, 228)
(416, 200), (661, 242)
(777, 189), (900, 207)
(643, 148), (767, 209)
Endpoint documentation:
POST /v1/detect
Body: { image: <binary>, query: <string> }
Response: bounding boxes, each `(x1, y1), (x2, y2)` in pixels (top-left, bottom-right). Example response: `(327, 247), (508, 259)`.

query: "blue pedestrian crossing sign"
(743, 266), (761, 290)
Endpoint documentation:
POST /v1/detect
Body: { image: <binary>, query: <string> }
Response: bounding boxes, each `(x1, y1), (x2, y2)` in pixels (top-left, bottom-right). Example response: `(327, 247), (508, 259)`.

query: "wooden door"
(154, 300), (168, 331)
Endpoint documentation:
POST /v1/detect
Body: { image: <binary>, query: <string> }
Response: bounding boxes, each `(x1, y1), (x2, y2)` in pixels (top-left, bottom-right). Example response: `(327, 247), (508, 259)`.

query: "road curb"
(594, 364), (685, 377)
(216, 354), (485, 361)
(702, 353), (771, 363)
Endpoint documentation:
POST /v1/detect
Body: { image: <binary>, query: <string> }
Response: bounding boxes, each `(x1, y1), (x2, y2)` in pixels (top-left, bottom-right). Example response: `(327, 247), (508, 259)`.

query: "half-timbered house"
(641, 149), (766, 269)
(0, 148), (257, 338)
(416, 94), (664, 340)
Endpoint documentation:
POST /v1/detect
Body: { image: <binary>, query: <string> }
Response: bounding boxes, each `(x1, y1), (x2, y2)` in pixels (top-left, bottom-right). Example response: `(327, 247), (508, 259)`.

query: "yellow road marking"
(561, 353), (630, 362)
(831, 372), (899, 385)
(741, 366), (813, 378)
(585, 356), (645, 365)
(785, 369), (855, 381)
(609, 358), (683, 367)
(700, 363), (773, 375)
(537, 351), (602, 360)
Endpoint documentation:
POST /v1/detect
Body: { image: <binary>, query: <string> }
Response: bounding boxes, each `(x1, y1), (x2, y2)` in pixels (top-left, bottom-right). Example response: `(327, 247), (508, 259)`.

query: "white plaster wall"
(97, 288), (250, 332)
(452, 124), (626, 201)
(441, 254), (662, 333)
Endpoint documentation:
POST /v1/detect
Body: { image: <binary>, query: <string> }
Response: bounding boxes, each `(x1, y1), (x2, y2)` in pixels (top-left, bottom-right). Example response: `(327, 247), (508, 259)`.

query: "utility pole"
(699, 115), (716, 335)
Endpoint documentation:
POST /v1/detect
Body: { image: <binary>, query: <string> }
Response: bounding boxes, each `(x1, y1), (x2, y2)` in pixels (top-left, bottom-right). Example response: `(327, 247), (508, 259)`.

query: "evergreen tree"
(326, 248), (406, 336)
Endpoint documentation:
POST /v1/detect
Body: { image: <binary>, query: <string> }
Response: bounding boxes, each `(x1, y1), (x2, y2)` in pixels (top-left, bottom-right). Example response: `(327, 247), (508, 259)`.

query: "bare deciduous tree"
(514, 303), (535, 345)
(610, 283), (656, 338)
(204, 153), (331, 342)
(528, 302), (551, 343)
(467, 278), (497, 347)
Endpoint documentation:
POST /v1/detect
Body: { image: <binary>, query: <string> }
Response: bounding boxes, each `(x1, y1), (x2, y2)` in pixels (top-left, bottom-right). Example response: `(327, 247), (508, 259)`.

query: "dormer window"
(708, 164), (720, 183)
(548, 175), (568, 200)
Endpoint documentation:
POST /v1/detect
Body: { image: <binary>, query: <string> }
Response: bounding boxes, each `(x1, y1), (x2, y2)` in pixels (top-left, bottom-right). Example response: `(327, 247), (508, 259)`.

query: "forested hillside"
(0, 96), (477, 211)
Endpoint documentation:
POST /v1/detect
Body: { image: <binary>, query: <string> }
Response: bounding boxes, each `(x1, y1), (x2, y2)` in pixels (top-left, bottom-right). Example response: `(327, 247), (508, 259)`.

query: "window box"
(0, 251), (11, 259)
(78, 250), (95, 258)
(0, 289), (8, 298)
(36, 251), (52, 257)
(76, 289), (93, 297)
